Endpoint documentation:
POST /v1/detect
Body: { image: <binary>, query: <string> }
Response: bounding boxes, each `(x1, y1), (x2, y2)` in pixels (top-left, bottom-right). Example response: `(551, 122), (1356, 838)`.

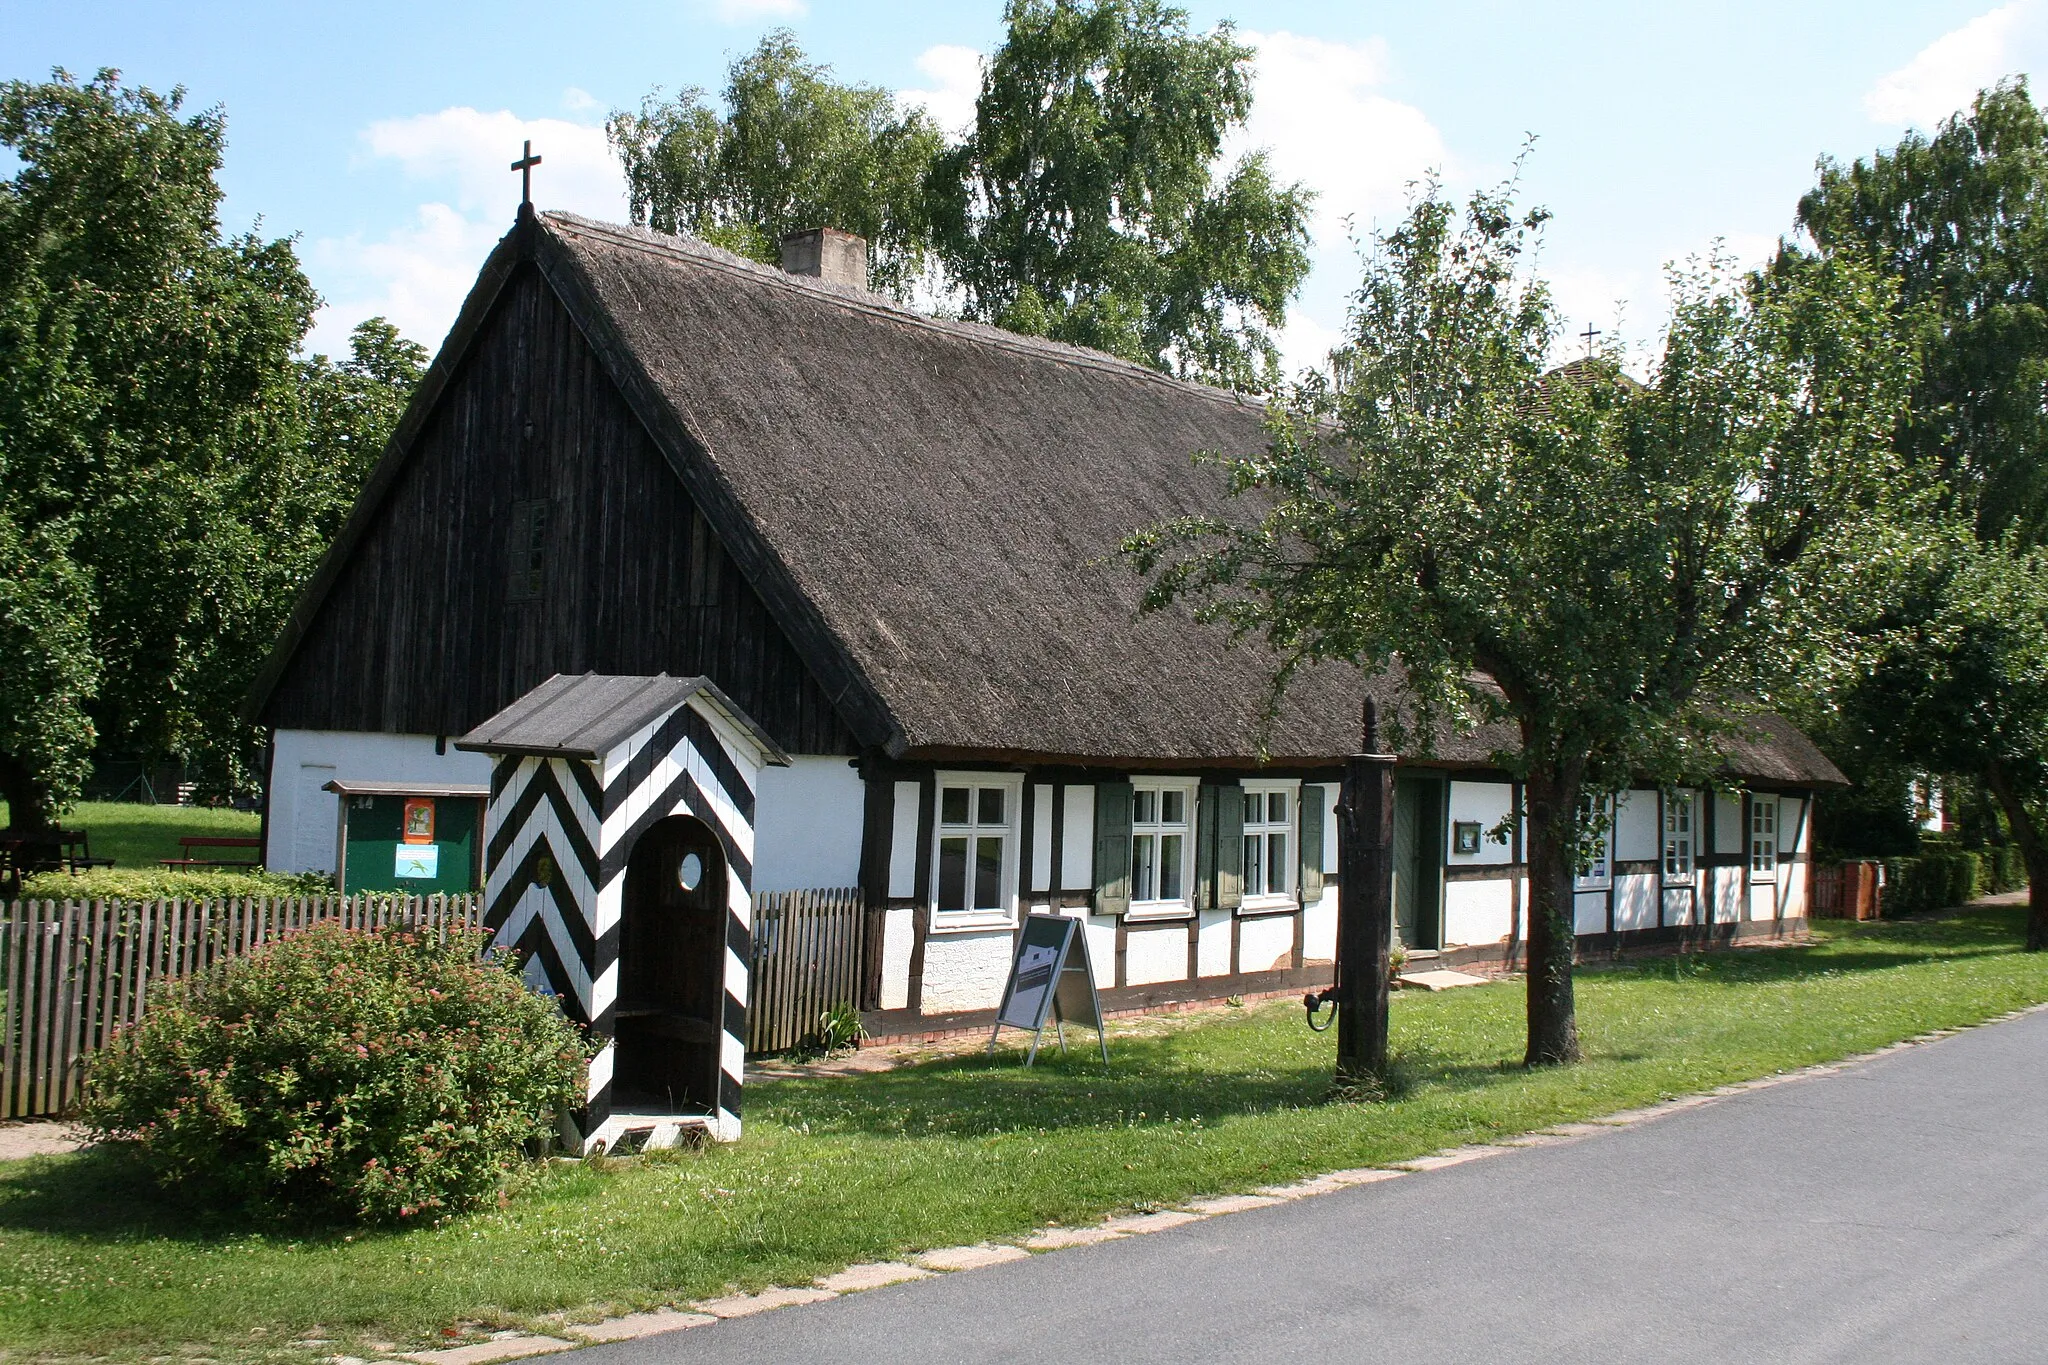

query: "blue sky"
(4, 0), (2038, 373)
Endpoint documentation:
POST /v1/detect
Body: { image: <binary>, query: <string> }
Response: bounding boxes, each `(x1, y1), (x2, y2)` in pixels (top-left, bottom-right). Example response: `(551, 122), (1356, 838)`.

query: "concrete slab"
(914, 1244), (1032, 1272)
(814, 1262), (933, 1292)
(1183, 1194), (1286, 1215)
(1023, 1226), (1127, 1250)
(1099, 1210), (1202, 1235)
(1389, 1145), (1514, 1171)
(693, 1287), (836, 1318)
(1396, 969), (1490, 991)
(566, 1311), (714, 1343)
(398, 1336), (573, 1364)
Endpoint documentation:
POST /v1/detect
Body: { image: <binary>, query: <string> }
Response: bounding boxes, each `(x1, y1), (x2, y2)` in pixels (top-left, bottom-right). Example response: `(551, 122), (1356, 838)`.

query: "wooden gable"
(260, 261), (857, 756)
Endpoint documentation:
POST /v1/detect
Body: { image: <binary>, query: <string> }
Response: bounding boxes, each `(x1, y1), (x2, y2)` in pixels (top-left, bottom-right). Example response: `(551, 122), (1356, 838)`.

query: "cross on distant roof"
(1580, 322), (1602, 357)
(510, 140), (543, 208)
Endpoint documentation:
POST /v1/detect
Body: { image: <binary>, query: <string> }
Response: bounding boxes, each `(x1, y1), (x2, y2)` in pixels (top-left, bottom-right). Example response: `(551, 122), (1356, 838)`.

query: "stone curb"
(475, 1000), (2048, 1355)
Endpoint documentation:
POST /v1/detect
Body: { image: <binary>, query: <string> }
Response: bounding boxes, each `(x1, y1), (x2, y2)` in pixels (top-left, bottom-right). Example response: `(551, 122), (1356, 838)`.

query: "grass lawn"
(0, 801), (259, 869)
(2, 908), (2045, 1361)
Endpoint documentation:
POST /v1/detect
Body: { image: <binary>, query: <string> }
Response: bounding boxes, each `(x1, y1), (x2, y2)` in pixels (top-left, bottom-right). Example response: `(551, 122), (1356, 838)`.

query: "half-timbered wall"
(860, 767), (1821, 1029)
(262, 264), (856, 757)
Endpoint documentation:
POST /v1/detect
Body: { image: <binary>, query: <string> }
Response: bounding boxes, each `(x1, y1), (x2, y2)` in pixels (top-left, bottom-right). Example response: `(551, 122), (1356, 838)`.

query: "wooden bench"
(160, 835), (262, 870)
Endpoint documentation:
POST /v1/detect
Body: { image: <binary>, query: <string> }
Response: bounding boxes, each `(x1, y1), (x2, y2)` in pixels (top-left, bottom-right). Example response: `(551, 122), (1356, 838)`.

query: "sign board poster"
(402, 798), (436, 844)
(394, 845), (440, 879)
(989, 914), (1108, 1065)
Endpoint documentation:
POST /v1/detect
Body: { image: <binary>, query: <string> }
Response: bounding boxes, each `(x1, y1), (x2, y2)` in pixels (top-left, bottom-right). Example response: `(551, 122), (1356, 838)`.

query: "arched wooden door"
(614, 814), (726, 1114)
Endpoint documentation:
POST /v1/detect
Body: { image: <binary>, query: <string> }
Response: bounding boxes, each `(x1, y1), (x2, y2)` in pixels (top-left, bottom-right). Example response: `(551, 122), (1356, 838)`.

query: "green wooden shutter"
(1300, 784), (1325, 902)
(1215, 783), (1245, 910)
(1094, 780), (1133, 916)
(1195, 785), (1218, 911)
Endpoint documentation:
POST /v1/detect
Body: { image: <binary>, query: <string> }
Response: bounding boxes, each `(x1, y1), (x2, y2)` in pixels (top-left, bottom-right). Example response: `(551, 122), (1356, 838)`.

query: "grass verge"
(2, 908), (2045, 1361)
(2, 802), (325, 900)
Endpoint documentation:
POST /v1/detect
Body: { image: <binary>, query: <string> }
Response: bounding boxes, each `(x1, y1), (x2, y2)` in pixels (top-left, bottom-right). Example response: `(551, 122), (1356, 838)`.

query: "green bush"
(1981, 845), (2028, 895)
(18, 866), (334, 902)
(1882, 851), (1983, 917)
(82, 924), (589, 1224)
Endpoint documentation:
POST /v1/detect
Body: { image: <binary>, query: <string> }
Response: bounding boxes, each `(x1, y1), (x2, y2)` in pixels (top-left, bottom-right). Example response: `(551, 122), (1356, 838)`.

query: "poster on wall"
(394, 845), (440, 879)
(402, 798), (436, 845)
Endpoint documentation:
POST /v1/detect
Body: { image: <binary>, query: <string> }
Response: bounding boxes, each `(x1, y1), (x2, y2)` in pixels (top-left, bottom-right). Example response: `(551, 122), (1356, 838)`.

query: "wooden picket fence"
(1811, 861), (1883, 921)
(0, 894), (482, 1119)
(747, 888), (866, 1055)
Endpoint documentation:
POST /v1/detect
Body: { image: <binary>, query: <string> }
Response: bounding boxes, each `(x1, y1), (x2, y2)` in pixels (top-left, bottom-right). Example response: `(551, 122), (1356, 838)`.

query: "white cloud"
(561, 87), (600, 114)
(1231, 30), (1449, 248)
(708, 0), (805, 22)
(306, 107), (628, 357)
(899, 44), (982, 138)
(1863, 1), (2048, 126)
(1274, 308), (1347, 381)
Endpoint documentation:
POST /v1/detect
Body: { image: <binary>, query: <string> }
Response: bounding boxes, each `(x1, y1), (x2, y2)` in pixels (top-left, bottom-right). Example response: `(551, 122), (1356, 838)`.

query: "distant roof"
(455, 673), (790, 765)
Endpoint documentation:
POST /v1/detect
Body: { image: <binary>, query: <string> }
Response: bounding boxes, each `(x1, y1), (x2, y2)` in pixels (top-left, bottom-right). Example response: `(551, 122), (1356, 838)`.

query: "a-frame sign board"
(989, 914), (1109, 1066)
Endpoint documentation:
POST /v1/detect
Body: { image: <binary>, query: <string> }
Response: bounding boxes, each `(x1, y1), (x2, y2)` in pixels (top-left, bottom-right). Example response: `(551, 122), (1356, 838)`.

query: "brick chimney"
(778, 227), (869, 290)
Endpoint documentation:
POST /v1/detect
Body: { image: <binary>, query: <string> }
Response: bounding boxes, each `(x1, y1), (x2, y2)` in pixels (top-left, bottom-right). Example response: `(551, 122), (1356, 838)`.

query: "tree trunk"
(0, 752), (54, 835)
(1984, 759), (2048, 952)
(1522, 758), (1585, 1066)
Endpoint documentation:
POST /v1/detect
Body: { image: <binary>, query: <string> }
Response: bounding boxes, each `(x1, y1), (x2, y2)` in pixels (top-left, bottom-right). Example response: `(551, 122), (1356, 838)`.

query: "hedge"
(1881, 846), (2029, 917)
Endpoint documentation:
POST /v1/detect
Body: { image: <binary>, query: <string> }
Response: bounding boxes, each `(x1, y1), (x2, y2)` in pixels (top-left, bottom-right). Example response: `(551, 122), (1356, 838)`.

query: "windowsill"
(1236, 895), (1297, 918)
(1124, 901), (1195, 923)
(928, 910), (1019, 934)
(1574, 879), (1612, 892)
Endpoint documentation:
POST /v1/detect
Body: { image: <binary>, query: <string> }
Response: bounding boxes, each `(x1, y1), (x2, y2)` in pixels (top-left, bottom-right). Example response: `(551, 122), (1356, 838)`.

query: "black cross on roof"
(1580, 322), (1602, 357)
(510, 140), (542, 208)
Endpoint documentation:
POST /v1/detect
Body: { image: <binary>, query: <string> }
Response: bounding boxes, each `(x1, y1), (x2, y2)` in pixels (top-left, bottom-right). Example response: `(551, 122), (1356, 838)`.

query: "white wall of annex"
(1198, 908), (1234, 976)
(1714, 793), (1744, 855)
(1614, 790), (1659, 863)
(1663, 888), (1697, 926)
(1444, 878), (1512, 946)
(1574, 891), (1608, 935)
(919, 929), (1014, 1013)
(267, 730), (492, 873)
(754, 756), (865, 894)
(1238, 914), (1294, 974)
(1061, 786), (1096, 890)
(1447, 781), (1515, 866)
(1124, 924), (1187, 985)
(1712, 871), (1743, 924)
(1614, 871), (1658, 931)
(1303, 887), (1337, 964)
(878, 905), (915, 1010)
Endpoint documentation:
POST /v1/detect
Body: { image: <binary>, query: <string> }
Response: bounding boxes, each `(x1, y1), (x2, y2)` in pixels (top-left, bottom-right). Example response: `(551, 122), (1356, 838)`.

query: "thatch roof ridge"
(540, 212), (1269, 417)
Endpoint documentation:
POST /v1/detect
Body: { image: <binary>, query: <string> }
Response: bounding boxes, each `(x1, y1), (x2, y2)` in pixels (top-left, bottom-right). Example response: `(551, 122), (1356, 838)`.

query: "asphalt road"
(583, 1007), (2048, 1364)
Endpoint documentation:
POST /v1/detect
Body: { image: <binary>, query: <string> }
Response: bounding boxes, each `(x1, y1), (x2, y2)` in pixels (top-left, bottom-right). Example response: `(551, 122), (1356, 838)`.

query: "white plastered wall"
(753, 756), (864, 894)
(266, 730), (492, 873)
(1444, 878), (1513, 946)
(919, 928), (1015, 1013)
(1124, 924), (1186, 985)
(1238, 914), (1294, 974)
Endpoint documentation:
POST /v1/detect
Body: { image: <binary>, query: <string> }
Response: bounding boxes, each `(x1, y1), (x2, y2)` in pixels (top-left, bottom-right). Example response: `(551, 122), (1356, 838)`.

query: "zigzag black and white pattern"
(482, 698), (759, 1148)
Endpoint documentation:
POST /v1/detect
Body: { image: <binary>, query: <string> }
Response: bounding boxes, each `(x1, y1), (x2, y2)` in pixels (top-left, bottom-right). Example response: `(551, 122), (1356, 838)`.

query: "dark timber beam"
(1335, 700), (1396, 1084)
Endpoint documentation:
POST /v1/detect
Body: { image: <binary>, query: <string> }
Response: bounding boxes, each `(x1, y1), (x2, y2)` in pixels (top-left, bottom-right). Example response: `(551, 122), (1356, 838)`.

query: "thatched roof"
(251, 208), (1845, 787)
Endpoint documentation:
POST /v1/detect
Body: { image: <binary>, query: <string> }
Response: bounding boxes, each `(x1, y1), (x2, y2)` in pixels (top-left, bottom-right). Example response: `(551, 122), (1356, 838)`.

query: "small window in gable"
(507, 499), (549, 603)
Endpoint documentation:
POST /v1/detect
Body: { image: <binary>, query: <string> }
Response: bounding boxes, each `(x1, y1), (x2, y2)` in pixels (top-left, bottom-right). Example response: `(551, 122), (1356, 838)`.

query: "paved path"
(585, 1009), (2048, 1364)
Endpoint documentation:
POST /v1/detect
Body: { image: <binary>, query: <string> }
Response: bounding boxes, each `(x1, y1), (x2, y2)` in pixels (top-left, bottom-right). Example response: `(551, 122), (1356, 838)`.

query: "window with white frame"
(932, 773), (1023, 927)
(1130, 777), (1197, 916)
(1576, 794), (1612, 886)
(1242, 781), (1298, 903)
(1750, 795), (1779, 878)
(1663, 792), (1695, 880)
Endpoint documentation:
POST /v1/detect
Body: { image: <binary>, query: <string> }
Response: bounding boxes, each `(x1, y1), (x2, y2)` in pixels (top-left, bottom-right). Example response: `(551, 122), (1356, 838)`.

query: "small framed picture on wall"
(1452, 821), (1483, 856)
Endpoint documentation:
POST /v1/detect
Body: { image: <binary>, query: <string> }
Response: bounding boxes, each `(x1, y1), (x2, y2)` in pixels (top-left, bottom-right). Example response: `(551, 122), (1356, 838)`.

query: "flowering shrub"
(82, 924), (589, 1223)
